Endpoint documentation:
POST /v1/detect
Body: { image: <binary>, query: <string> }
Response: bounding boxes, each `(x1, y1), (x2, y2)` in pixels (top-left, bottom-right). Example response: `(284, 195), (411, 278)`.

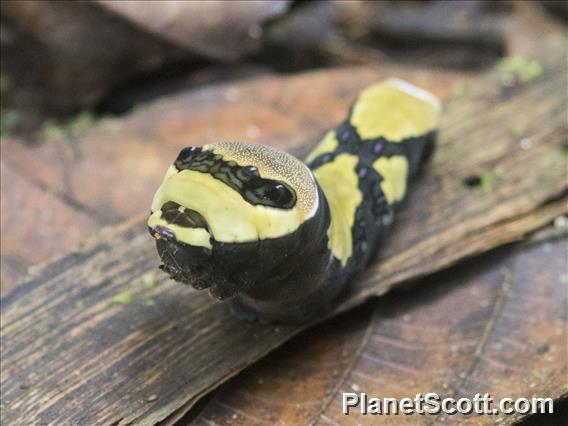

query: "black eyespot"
(263, 183), (294, 207)
(265, 184), (285, 200)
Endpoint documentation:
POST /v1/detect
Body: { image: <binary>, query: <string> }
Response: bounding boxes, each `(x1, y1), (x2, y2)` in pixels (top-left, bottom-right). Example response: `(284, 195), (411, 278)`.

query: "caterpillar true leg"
(148, 79), (441, 324)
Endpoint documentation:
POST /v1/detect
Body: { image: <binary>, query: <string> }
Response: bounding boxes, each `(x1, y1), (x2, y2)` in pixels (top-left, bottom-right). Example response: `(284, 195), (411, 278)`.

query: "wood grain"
(1, 57), (566, 425)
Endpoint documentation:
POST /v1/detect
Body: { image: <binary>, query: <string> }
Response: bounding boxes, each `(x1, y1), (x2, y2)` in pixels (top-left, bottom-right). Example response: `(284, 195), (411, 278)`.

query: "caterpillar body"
(148, 79), (441, 324)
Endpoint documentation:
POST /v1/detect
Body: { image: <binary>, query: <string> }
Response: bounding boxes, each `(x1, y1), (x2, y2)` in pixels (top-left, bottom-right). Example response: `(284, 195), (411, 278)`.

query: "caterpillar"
(148, 78), (441, 324)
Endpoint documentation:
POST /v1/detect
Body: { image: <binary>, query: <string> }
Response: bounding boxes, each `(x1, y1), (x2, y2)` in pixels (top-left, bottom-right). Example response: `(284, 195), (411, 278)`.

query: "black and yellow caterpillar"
(148, 78), (441, 323)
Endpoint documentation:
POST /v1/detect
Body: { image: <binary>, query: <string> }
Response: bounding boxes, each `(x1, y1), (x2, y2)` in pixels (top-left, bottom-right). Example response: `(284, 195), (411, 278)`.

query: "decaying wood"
(1, 55), (566, 425)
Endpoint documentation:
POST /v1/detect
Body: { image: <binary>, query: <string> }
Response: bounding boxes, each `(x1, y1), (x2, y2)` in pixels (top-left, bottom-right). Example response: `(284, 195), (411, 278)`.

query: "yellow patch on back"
(313, 154), (362, 266)
(372, 156), (409, 204)
(305, 131), (339, 163)
(350, 78), (441, 141)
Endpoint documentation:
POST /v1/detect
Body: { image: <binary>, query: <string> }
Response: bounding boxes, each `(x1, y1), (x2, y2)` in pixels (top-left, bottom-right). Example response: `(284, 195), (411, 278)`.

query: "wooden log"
(1, 56), (566, 425)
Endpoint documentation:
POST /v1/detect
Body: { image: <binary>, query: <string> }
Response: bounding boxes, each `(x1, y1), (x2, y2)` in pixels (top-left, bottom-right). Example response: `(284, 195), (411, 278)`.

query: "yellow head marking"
(148, 142), (319, 246)
(372, 156), (409, 204)
(313, 153), (362, 266)
(350, 78), (441, 141)
(305, 131), (339, 163)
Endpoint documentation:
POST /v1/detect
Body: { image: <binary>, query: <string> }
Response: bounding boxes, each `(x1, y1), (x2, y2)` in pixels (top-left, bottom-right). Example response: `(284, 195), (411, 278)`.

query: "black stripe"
(173, 147), (297, 209)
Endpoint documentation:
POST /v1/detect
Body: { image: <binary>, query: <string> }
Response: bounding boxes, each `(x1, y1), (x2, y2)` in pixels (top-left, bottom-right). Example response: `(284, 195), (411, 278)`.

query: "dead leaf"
(97, 0), (291, 62)
(0, 0), (184, 113)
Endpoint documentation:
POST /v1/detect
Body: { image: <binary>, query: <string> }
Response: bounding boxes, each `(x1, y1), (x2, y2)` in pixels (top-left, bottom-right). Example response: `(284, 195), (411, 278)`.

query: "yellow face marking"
(148, 168), (311, 245)
(350, 78), (441, 141)
(313, 153), (362, 266)
(305, 131), (339, 163)
(372, 156), (409, 204)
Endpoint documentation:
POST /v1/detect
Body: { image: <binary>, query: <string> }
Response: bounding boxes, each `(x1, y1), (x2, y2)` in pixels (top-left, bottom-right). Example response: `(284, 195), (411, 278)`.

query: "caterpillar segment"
(148, 78), (441, 323)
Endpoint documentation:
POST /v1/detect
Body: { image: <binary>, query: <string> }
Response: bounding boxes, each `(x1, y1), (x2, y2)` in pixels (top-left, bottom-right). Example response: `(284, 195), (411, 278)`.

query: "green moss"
(131, 104), (150, 115)
(0, 109), (23, 136)
(112, 291), (135, 305)
(510, 123), (527, 138)
(38, 111), (97, 144)
(38, 120), (66, 143)
(452, 82), (466, 97)
(0, 73), (12, 94)
(480, 167), (503, 191)
(479, 173), (494, 191)
(68, 111), (96, 136)
(497, 56), (543, 83)
(142, 273), (157, 288)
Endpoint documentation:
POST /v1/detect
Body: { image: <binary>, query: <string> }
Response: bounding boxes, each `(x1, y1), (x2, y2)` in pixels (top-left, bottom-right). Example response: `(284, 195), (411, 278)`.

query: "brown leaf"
(97, 0), (290, 62)
(192, 235), (567, 425)
(190, 306), (375, 426)
(1, 0), (184, 113)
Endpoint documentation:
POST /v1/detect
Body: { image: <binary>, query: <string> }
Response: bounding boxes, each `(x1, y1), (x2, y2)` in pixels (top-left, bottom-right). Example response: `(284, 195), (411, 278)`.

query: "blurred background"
(0, 0), (566, 293)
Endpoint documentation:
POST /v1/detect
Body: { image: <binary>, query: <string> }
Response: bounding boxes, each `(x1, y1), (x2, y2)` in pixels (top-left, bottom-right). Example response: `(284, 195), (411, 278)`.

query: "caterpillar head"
(148, 141), (327, 300)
